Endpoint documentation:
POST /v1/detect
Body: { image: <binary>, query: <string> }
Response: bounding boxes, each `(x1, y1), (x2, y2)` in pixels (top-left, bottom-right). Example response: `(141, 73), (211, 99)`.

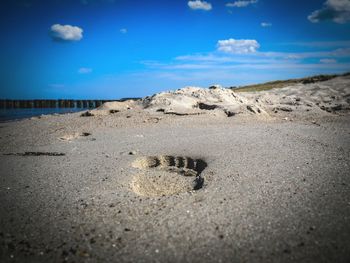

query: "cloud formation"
(137, 40), (350, 88)
(188, 0), (212, 11)
(261, 22), (272, 27)
(50, 24), (83, 41)
(226, 0), (257, 8)
(308, 0), (350, 23)
(287, 40), (350, 48)
(320, 58), (337, 63)
(217, 39), (260, 54)
(120, 28), (127, 34)
(78, 68), (92, 74)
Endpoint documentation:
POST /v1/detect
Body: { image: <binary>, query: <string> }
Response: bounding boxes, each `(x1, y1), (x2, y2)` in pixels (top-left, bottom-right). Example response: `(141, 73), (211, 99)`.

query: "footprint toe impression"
(131, 156), (207, 197)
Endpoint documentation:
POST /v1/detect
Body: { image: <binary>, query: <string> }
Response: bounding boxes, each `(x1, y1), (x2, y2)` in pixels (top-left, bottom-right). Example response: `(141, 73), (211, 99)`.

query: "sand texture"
(0, 76), (349, 262)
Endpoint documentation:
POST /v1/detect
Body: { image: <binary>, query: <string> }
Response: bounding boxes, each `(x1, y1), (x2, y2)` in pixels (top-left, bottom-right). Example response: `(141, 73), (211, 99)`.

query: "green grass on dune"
(231, 72), (350, 93)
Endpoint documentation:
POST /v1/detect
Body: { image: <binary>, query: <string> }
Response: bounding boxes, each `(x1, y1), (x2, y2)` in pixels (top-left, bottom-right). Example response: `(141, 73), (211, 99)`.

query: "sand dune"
(88, 75), (350, 120)
(248, 75), (350, 116)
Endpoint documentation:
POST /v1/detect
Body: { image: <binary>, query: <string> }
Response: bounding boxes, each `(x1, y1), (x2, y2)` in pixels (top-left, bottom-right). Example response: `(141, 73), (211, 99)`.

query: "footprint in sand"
(59, 132), (91, 141)
(131, 155), (207, 197)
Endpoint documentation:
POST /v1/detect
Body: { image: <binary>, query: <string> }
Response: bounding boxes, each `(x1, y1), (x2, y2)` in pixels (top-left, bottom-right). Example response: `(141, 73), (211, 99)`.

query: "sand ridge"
(83, 76), (350, 120)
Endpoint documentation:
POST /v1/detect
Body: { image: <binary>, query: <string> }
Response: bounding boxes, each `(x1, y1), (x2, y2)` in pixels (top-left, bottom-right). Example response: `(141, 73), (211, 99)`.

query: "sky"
(0, 0), (350, 99)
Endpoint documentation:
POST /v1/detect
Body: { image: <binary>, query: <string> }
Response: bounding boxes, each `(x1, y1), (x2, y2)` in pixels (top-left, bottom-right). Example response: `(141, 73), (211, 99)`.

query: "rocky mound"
(142, 86), (266, 117)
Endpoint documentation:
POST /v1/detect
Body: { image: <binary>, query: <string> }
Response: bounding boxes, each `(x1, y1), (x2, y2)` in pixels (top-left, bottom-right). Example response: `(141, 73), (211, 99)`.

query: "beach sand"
(0, 76), (349, 262)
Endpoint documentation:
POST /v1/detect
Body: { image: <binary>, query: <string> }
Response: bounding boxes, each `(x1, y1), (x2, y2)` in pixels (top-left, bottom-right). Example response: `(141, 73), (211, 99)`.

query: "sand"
(0, 76), (349, 262)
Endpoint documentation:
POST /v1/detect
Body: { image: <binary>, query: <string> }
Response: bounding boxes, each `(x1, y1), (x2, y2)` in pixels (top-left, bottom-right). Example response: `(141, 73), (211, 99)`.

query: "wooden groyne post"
(0, 99), (140, 109)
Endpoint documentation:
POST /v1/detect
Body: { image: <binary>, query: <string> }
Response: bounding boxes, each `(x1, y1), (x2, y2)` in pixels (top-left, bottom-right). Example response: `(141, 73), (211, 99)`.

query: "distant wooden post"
(51, 100), (55, 108)
(28, 100), (34, 108)
(6, 100), (13, 108)
(21, 100), (25, 108)
(33, 100), (39, 108)
(88, 100), (94, 108)
(26, 100), (32, 108)
(95, 100), (102, 107)
(0, 99), (118, 109)
(13, 100), (19, 108)
(58, 99), (64, 108)
(82, 100), (87, 108)
(76, 100), (82, 108)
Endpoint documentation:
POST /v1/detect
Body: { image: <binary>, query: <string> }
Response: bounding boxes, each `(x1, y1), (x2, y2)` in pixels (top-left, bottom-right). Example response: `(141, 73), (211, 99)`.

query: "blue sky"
(0, 0), (350, 99)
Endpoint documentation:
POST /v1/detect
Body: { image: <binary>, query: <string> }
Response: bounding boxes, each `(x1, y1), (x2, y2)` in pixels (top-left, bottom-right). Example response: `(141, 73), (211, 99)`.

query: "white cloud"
(217, 39), (260, 54)
(78, 68), (93, 74)
(188, 0), (212, 11)
(50, 24), (83, 41)
(261, 22), (272, 27)
(285, 54), (300, 59)
(176, 47), (350, 62)
(320, 58), (337, 63)
(308, 0), (350, 23)
(226, 0), (257, 8)
(120, 28), (127, 34)
(286, 40), (350, 48)
(258, 48), (350, 59)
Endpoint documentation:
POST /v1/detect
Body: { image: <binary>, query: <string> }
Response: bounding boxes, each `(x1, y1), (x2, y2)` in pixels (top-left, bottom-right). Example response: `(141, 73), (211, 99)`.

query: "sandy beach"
(0, 76), (350, 262)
